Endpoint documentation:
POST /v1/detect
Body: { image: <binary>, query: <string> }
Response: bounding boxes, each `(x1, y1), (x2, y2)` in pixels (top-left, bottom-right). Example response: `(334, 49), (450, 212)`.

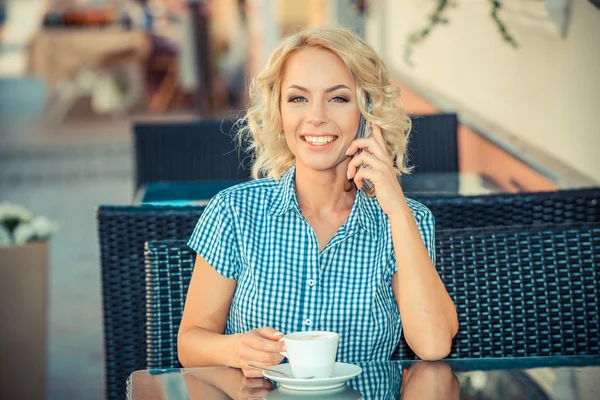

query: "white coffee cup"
(280, 331), (340, 379)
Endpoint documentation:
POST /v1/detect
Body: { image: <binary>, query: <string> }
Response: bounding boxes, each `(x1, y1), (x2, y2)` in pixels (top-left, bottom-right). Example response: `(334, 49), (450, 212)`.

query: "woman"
(178, 26), (458, 378)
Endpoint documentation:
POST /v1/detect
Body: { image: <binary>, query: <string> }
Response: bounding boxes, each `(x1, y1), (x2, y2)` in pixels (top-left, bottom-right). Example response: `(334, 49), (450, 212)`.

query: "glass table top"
(127, 355), (600, 399)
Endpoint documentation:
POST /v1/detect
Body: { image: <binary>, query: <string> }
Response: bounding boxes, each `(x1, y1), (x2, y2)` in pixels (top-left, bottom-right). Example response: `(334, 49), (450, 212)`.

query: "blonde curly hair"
(237, 25), (412, 181)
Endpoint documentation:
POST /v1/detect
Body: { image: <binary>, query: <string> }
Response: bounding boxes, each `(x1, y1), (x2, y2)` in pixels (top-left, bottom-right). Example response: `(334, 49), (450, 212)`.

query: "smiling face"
(280, 47), (361, 175)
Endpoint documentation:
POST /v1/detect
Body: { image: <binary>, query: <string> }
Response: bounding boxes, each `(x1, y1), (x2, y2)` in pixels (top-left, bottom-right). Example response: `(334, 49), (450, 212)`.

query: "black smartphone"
(354, 101), (373, 189)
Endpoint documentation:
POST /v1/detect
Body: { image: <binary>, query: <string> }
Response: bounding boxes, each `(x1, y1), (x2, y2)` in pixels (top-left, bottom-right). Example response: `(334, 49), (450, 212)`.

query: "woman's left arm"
(347, 124), (458, 361)
(388, 203), (458, 360)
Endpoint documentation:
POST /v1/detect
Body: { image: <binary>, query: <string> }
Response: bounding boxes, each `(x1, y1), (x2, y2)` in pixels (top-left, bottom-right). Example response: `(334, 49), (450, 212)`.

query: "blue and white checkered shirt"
(188, 165), (435, 362)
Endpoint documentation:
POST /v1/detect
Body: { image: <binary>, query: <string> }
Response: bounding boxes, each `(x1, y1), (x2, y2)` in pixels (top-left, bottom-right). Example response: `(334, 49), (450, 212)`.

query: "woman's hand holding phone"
(346, 123), (406, 217)
(354, 113), (374, 189)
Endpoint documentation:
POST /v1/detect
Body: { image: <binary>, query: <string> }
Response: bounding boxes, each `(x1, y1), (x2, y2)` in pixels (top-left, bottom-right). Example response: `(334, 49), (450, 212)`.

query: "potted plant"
(0, 203), (57, 400)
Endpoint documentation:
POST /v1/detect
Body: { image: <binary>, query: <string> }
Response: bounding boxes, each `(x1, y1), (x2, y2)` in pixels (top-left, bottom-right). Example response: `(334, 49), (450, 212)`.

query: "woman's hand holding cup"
(237, 327), (285, 378)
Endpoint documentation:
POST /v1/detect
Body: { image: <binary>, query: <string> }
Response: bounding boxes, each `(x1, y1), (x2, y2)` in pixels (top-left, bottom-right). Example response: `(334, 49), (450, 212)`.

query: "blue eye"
(288, 96), (306, 103)
(331, 96), (349, 103)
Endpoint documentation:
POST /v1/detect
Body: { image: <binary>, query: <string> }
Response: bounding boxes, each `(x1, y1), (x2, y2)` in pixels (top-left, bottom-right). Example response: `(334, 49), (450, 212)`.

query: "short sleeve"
(187, 193), (239, 280)
(416, 207), (436, 266)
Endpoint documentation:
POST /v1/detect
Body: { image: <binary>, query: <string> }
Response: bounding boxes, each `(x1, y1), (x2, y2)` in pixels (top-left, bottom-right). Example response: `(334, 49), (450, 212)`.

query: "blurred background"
(0, 0), (599, 399)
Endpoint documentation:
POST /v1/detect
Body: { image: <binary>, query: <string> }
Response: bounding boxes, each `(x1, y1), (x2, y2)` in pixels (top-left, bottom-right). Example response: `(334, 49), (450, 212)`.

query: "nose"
(306, 100), (328, 126)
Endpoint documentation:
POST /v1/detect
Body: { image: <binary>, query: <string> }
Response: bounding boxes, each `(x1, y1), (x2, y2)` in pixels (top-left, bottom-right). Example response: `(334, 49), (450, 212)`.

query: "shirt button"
(305, 319), (312, 326)
(308, 279), (316, 287)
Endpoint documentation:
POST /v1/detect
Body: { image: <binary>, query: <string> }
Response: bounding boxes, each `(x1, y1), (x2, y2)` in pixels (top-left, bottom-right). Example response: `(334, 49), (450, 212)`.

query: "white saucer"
(262, 362), (363, 391)
(264, 385), (363, 399)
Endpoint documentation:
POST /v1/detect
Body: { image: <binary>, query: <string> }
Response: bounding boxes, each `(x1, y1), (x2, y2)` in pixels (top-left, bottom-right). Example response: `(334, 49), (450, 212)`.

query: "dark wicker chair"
(132, 114), (458, 191)
(415, 187), (600, 230)
(133, 119), (252, 190)
(96, 205), (204, 400)
(143, 222), (599, 367)
(98, 187), (600, 398)
(145, 240), (196, 369)
(407, 113), (459, 174)
(395, 222), (600, 359)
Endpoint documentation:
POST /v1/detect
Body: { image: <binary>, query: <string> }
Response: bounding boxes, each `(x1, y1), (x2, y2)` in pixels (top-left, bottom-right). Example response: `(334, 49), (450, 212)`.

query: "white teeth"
(304, 136), (335, 145)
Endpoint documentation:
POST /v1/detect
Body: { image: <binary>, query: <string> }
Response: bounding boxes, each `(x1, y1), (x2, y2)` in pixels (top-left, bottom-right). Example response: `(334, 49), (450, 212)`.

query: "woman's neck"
(294, 163), (356, 215)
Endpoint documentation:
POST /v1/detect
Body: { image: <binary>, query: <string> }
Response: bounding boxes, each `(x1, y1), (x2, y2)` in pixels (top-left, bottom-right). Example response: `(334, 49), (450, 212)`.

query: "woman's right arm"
(178, 254), (240, 368)
(177, 254), (285, 377)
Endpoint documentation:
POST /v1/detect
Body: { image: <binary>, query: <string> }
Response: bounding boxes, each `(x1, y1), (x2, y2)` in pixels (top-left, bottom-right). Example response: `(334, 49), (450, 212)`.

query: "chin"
(296, 157), (346, 173)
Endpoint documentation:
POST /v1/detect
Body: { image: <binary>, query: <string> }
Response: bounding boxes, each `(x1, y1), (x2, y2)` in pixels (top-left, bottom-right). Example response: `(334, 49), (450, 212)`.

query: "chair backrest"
(395, 222), (600, 359)
(145, 240), (196, 369)
(132, 114), (458, 189)
(96, 205), (204, 400)
(407, 113), (459, 174)
(133, 119), (252, 189)
(100, 187), (599, 396)
(145, 223), (599, 366)
(414, 187), (600, 230)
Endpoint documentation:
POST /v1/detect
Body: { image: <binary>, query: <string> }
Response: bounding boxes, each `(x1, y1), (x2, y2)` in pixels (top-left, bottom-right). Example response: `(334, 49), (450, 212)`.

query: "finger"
(346, 137), (386, 159)
(245, 359), (285, 370)
(354, 168), (365, 190)
(256, 327), (284, 341)
(354, 168), (378, 190)
(354, 165), (388, 190)
(240, 353), (285, 368)
(245, 328), (285, 352)
(346, 137), (387, 160)
(370, 123), (389, 157)
(241, 347), (285, 364)
(245, 335), (285, 353)
(242, 367), (263, 378)
(347, 152), (386, 180)
(347, 152), (385, 182)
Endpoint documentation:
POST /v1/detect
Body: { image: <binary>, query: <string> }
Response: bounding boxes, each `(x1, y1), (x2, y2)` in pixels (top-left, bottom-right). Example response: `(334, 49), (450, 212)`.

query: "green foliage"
(404, 0), (518, 66)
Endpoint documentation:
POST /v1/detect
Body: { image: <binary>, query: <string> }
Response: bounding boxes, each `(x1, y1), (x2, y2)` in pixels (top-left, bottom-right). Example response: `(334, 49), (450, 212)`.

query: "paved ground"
(1, 116), (135, 400)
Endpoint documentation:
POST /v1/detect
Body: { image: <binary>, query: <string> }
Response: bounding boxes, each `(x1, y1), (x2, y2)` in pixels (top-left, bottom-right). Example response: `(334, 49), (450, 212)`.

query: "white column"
(246, 0), (280, 76)
(364, 0), (387, 58)
(0, 0), (47, 75)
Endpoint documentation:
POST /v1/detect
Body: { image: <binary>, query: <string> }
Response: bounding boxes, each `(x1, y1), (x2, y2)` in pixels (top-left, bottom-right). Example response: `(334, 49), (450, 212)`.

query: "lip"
(300, 133), (338, 138)
(301, 136), (338, 151)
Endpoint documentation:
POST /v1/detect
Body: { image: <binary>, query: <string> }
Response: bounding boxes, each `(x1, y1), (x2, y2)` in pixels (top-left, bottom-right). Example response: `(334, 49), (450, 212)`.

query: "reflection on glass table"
(127, 355), (600, 399)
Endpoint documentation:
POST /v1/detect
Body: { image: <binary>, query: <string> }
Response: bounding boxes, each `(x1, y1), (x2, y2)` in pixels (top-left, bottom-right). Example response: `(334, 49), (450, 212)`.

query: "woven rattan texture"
(144, 223), (599, 366)
(133, 120), (252, 189)
(133, 115), (460, 190)
(408, 113), (459, 174)
(394, 223), (600, 359)
(416, 187), (600, 230)
(97, 206), (203, 400)
(145, 240), (196, 369)
(99, 188), (599, 397)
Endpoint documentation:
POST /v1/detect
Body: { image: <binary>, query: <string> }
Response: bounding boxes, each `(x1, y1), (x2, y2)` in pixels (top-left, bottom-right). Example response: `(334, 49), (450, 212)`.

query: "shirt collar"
(347, 190), (382, 238)
(267, 165), (300, 217)
(267, 164), (382, 238)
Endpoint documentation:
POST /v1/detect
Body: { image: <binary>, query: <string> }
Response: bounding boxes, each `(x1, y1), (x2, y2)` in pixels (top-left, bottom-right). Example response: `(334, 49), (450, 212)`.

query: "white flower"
(0, 202), (33, 224)
(12, 217), (58, 245)
(0, 204), (57, 245)
(13, 222), (36, 245)
(29, 216), (58, 239)
(0, 224), (12, 246)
